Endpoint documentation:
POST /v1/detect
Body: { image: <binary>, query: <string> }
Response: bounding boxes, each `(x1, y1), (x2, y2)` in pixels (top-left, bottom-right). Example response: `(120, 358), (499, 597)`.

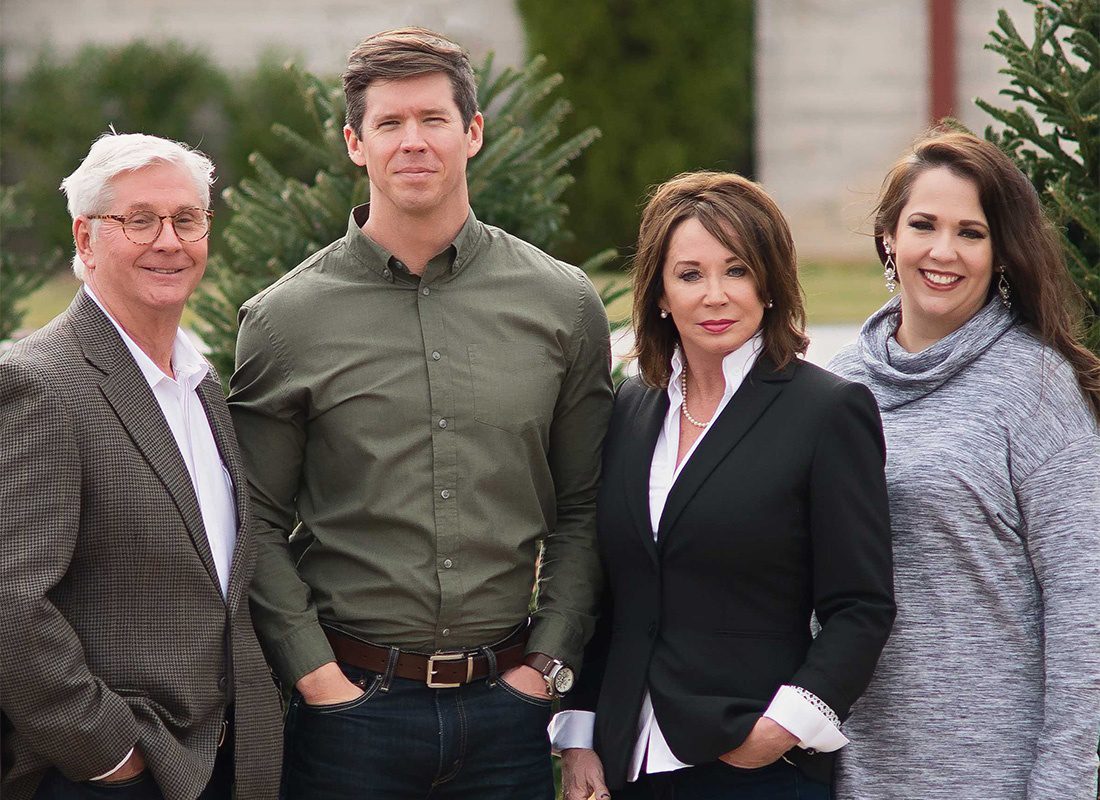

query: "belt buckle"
(426, 652), (473, 688)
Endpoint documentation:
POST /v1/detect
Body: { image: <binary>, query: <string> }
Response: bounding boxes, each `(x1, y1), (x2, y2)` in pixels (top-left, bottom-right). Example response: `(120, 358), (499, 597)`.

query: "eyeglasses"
(88, 207), (213, 245)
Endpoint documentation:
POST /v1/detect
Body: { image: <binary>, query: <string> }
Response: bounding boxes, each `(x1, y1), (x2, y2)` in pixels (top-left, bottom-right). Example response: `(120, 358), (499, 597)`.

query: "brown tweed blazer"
(0, 290), (282, 800)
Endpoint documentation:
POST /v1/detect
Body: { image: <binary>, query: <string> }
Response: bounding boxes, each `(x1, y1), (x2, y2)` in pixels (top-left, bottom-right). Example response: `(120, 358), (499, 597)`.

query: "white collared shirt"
(549, 336), (847, 780)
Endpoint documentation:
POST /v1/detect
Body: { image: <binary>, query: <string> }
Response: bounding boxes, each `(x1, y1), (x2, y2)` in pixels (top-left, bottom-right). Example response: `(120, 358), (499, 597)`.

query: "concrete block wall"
(0, 0), (525, 79)
(756, 0), (1034, 262)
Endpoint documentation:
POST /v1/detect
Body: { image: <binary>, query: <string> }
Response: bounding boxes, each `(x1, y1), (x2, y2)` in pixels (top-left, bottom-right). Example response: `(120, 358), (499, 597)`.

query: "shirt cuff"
(90, 748), (134, 781)
(762, 685), (849, 753)
(549, 709), (596, 754)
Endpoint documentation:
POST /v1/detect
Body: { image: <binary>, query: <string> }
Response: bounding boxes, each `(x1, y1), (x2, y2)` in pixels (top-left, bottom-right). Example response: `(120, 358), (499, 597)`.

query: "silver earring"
(883, 241), (898, 293)
(765, 300), (774, 309)
(998, 266), (1012, 309)
(659, 308), (669, 319)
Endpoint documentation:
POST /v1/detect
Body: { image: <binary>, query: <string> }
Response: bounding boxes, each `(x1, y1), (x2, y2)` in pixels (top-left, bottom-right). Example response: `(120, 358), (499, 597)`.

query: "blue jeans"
(281, 662), (555, 799)
(614, 759), (832, 800)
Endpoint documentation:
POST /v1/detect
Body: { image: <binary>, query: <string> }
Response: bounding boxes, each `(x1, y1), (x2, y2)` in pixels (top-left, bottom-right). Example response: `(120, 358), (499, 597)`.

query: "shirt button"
(438, 418), (448, 428)
(431, 351), (441, 361)
(217, 675), (228, 691)
(421, 286), (431, 296)
(382, 268), (391, 278)
(442, 628), (450, 636)
(443, 559), (453, 568)
(440, 489), (451, 499)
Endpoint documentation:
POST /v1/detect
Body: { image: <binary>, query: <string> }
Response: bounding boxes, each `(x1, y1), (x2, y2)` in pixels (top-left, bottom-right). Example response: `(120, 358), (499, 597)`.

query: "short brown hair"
(343, 27), (479, 136)
(875, 128), (1100, 420)
(631, 171), (809, 388)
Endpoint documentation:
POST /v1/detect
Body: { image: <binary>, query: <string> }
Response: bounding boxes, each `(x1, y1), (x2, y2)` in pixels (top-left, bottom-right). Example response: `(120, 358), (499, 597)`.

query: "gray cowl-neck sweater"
(829, 297), (1100, 800)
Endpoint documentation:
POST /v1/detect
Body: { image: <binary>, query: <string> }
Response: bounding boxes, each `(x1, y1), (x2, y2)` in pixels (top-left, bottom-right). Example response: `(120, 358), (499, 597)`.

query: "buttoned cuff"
(763, 685), (849, 752)
(90, 748), (134, 781)
(267, 622), (337, 688)
(548, 710), (596, 754)
(526, 615), (582, 673)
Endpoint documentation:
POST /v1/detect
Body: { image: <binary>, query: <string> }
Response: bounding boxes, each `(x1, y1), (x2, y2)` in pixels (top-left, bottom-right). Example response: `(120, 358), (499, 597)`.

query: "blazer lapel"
(623, 386), (668, 566)
(657, 355), (794, 543)
(196, 373), (249, 611)
(72, 291), (223, 594)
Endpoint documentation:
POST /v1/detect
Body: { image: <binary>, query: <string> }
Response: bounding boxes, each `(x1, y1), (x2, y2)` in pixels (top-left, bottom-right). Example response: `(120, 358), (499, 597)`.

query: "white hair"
(60, 131), (216, 279)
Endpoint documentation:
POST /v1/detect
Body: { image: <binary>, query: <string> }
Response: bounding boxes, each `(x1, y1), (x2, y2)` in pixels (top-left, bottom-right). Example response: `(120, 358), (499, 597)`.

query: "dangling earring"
(659, 308), (669, 319)
(998, 266), (1012, 309)
(882, 240), (898, 293)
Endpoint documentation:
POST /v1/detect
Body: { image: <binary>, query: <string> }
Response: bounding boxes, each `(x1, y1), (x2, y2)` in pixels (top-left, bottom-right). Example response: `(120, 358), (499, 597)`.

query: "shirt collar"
(85, 287), (209, 391)
(345, 204), (483, 283)
(666, 333), (763, 408)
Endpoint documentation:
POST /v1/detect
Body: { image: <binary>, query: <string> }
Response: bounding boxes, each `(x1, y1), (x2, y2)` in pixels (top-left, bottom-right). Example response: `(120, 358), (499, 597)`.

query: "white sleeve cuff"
(90, 747), (134, 781)
(762, 685), (849, 753)
(548, 709), (596, 754)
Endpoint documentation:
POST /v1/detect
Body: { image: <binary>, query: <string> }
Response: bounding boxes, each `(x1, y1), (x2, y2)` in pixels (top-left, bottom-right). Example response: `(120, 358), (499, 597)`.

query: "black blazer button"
(647, 622), (658, 638)
(217, 675), (228, 692)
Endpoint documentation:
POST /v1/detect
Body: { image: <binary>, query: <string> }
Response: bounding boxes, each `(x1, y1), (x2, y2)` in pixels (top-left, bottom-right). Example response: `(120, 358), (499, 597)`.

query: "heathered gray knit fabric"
(829, 296), (1100, 800)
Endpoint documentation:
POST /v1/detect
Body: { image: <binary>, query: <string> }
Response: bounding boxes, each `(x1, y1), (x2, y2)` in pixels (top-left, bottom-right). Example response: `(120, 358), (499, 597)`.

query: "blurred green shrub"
(1, 41), (317, 269)
(0, 181), (59, 341)
(519, 0), (755, 266)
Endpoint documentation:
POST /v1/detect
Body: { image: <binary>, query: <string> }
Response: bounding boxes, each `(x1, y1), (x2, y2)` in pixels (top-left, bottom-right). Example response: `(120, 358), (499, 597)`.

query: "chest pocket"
(468, 344), (558, 434)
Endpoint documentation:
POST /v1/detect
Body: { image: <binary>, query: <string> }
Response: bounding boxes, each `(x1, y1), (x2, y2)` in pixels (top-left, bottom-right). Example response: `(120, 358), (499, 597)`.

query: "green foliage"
(976, 0), (1100, 349)
(1, 41), (317, 269)
(519, 0), (755, 265)
(192, 56), (615, 380)
(0, 182), (58, 341)
(1, 41), (233, 262)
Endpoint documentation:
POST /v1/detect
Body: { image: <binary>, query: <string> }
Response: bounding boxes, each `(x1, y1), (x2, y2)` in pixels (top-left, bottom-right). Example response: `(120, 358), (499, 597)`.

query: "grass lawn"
(16, 260), (885, 337)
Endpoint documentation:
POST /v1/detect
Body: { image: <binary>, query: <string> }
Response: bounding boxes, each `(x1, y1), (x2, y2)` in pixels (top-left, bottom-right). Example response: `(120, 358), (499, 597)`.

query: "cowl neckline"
(854, 295), (1017, 410)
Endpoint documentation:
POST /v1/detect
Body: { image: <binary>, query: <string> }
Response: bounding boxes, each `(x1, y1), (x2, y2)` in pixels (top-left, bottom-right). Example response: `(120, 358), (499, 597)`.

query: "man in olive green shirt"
(228, 28), (612, 799)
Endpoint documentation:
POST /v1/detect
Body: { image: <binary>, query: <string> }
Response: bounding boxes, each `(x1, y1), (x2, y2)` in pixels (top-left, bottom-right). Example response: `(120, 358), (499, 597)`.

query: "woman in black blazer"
(552, 172), (895, 800)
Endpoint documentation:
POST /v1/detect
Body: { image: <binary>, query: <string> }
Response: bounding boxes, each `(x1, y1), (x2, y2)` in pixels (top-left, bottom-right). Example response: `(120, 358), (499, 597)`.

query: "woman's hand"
(560, 747), (610, 800)
(719, 717), (799, 769)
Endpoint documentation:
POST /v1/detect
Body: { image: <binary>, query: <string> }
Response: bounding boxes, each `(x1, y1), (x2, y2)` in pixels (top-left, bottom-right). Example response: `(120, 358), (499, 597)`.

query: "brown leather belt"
(323, 624), (529, 688)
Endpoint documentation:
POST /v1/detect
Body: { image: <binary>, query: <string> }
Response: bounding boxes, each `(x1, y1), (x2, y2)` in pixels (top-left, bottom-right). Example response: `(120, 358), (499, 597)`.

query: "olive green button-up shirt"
(228, 206), (613, 687)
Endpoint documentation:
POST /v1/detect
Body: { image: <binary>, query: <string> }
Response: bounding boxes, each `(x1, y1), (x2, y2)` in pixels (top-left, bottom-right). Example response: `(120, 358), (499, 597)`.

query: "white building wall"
(0, 0), (525, 79)
(757, 0), (1034, 262)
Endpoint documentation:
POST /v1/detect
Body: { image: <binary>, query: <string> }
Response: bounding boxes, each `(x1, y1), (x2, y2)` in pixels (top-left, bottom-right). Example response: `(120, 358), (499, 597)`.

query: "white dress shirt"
(549, 337), (847, 781)
(86, 289), (237, 778)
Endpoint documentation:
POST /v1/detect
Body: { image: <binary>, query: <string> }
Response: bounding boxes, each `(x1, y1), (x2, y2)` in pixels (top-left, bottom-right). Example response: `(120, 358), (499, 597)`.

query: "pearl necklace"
(679, 369), (710, 429)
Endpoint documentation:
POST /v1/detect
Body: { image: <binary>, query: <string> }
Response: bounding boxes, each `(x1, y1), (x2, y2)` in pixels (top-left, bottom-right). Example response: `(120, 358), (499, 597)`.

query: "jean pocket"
(300, 674), (383, 715)
(496, 677), (553, 707)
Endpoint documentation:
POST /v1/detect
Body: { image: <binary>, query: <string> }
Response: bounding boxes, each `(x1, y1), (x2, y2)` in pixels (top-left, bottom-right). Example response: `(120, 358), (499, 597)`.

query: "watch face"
(552, 666), (575, 695)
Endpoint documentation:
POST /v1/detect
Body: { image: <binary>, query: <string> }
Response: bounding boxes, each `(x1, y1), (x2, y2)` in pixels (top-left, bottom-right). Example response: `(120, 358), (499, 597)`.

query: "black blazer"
(569, 355), (895, 789)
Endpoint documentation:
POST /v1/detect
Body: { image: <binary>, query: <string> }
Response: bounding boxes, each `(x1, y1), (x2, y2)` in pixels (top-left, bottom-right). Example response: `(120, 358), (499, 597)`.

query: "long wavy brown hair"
(875, 129), (1100, 421)
(630, 171), (809, 389)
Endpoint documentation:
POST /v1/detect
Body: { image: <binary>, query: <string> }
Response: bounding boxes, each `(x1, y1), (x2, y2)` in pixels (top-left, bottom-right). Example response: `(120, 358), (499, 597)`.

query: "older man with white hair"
(0, 132), (282, 800)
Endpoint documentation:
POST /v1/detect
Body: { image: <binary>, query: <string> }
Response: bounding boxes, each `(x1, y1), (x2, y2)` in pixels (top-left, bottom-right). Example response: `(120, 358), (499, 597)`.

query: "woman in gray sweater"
(829, 130), (1100, 800)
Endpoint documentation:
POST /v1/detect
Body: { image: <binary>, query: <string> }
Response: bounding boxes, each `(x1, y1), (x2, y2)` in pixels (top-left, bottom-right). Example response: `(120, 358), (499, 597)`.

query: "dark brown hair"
(631, 171), (809, 388)
(343, 27), (479, 137)
(875, 128), (1100, 420)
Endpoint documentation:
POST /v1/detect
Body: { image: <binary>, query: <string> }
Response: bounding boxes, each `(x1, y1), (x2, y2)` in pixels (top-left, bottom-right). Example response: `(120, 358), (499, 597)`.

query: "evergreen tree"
(976, 0), (1100, 350)
(520, 0), (755, 265)
(193, 55), (619, 380)
(0, 182), (57, 342)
